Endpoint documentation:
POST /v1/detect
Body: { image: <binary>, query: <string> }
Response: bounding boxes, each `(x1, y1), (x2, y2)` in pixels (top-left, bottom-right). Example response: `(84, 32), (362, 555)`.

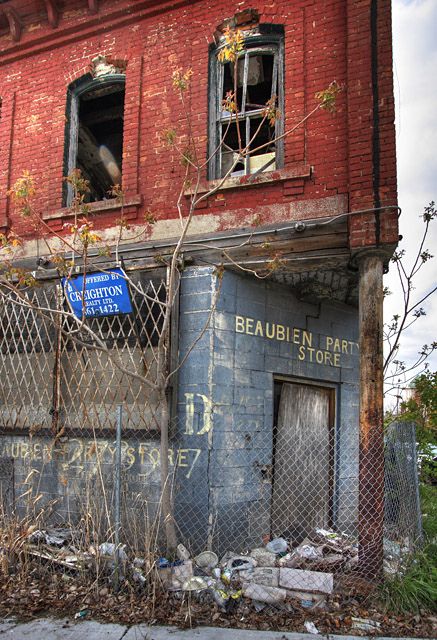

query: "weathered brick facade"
(1, 0), (397, 249)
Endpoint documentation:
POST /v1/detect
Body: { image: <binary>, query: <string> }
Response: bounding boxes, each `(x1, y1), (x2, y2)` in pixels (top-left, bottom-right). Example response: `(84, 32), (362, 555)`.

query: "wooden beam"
(357, 251), (385, 580)
(1, 8), (22, 42)
(43, 0), (60, 28)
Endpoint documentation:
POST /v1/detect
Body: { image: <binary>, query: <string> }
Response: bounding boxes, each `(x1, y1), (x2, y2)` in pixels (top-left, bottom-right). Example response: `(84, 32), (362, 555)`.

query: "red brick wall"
(0, 0), (397, 248)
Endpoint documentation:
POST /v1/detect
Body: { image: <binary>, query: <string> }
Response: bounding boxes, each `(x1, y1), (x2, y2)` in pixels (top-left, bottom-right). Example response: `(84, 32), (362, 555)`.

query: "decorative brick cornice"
(0, 0), (203, 64)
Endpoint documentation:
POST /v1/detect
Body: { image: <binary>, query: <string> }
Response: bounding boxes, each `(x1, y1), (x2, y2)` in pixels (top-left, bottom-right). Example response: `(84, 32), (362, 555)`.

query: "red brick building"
(0, 1), (398, 577)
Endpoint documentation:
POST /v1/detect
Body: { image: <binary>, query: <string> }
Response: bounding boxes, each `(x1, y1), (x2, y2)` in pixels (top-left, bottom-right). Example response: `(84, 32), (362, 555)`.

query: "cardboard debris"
(279, 567), (333, 594)
(239, 567), (279, 587)
(242, 582), (287, 604)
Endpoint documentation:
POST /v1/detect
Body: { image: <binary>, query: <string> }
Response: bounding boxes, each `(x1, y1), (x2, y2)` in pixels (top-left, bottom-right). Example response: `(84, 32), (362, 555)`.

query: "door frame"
(272, 375), (339, 532)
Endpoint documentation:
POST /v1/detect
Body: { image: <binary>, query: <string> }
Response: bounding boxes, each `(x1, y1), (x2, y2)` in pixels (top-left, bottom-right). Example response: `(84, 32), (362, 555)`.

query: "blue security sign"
(63, 267), (133, 319)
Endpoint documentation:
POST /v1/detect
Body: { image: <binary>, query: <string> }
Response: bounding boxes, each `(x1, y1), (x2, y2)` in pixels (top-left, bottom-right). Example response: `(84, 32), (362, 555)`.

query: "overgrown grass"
(379, 549), (437, 614)
(379, 484), (437, 614)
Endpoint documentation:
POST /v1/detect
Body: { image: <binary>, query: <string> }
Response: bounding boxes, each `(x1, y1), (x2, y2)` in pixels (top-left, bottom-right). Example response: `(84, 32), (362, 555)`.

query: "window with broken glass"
(208, 32), (284, 180)
(63, 74), (125, 206)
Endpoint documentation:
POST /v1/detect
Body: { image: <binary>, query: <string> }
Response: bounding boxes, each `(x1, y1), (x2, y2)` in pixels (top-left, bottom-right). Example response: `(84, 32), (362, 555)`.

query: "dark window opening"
(64, 76), (125, 206)
(209, 34), (284, 180)
(78, 84), (124, 202)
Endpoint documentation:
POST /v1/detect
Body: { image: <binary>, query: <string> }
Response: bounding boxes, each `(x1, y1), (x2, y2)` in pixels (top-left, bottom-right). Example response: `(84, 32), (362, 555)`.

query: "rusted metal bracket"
(1, 7), (22, 42)
(88, 0), (99, 14)
(43, 0), (60, 28)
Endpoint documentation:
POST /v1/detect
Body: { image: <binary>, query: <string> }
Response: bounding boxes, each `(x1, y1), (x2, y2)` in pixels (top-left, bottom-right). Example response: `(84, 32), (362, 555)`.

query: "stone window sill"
(184, 163), (311, 196)
(44, 194), (142, 221)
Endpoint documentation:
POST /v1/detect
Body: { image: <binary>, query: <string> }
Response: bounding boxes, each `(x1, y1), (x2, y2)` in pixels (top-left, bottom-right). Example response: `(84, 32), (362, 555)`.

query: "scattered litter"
(133, 557), (145, 568)
(182, 576), (208, 591)
(239, 567), (279, 587)
(132, 568), (146, 585)
(249, 548), (276, 567)
(295, 544), (323, 560)
(211, 586), (242, 610)
(220, 551), (237, 566)
(266, 537), (288, 554)
(177, 544), (191, 561)
(211, 588), (228, 609)
(74, 609), (89, 620)
(28, 528), (73, 547)
(351, 617), (382, 633)
(304, 621), (320, 634)
(301, 598), (315, 608)
(221, 568), (233, 584)
(156, 557), (183, 569)
(99, 543), (128, 564)
(23, 547), (88, 571)
(286, 590), (327, 608)
(194, 550), (218, 569)
(276, 529), (357, 571)
(383, 538), (410, 576)
(159, 560), (193, 590)
(226, 555), (257, 572)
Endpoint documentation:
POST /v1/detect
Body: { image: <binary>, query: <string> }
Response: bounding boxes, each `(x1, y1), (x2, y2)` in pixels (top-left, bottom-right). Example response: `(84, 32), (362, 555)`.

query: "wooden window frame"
(62, 73), (126, 207)
(208, 26), (285, 181)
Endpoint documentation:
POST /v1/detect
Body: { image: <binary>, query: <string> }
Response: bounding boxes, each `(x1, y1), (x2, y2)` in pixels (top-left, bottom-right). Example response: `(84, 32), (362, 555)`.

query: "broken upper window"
(209, 29), (284, 180)
(63, 72), (125, 206)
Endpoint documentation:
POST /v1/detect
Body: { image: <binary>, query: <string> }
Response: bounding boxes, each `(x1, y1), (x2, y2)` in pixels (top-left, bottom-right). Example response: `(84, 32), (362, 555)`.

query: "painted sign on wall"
(63, 267), (133, 318)
(235, 314), (359, 367)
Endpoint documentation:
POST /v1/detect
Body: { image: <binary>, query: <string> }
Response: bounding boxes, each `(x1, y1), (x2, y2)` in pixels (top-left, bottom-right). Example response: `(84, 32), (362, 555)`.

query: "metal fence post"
(113, 404), (123, 592)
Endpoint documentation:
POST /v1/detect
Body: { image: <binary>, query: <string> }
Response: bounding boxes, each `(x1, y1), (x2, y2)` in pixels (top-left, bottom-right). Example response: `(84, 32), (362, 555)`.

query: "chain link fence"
(0, 270), (423, 604)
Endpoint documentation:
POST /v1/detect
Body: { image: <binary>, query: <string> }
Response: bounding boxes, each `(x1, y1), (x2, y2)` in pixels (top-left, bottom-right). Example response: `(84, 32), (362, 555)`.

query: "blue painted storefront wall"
(174, 266), (359, 553)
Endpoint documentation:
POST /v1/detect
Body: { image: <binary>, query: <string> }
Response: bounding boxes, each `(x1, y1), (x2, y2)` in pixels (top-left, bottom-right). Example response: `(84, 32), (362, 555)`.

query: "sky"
(384, 0), (437, 394)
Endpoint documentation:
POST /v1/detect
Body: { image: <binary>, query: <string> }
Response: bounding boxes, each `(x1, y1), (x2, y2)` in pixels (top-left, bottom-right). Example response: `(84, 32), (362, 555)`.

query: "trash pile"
(3, 527), (138, 580)
(2, 525), (436, 638)
(3, 525), (367, 613)
(154, 528), (359, 612)
(23, 527), (95, 572)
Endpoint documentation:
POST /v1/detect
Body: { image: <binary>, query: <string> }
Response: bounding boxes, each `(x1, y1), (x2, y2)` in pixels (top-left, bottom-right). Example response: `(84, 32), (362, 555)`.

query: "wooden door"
(271, 382), (333, 539)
